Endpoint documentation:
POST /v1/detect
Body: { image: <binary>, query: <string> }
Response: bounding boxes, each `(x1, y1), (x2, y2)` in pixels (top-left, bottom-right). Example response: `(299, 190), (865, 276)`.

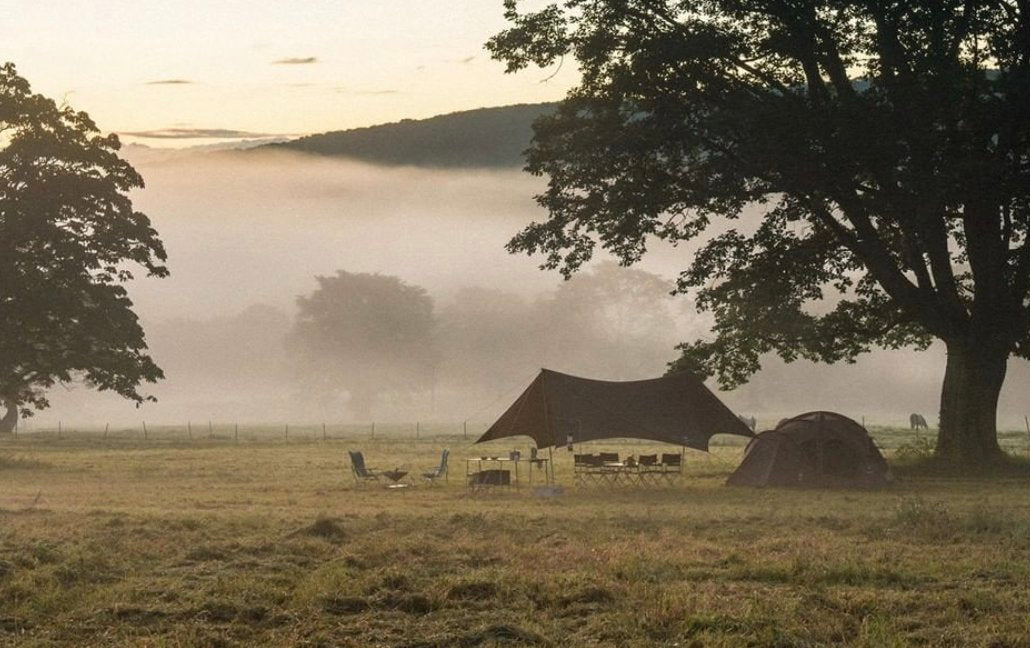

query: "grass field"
(2, 428), (1030, 647)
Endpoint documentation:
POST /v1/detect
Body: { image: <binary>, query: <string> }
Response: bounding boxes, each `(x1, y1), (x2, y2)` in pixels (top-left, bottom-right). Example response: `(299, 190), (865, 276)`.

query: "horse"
(909, 413), (928, 430)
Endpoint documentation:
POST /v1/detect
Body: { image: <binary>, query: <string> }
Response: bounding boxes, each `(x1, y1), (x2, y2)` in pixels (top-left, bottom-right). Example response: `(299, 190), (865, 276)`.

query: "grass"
(2, 430), (1030, 646)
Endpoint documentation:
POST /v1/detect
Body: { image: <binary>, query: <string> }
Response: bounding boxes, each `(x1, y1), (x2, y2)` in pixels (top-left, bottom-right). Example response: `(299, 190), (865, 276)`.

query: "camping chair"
(573, 454), (591, 486)
(598, 452), (624, 485)
(574, 454), (606, 486)
(659, 453), (683, 484)
(348, 450), (381, 486)
(421, 449), (449, 485)
(637, 454), (661, 486)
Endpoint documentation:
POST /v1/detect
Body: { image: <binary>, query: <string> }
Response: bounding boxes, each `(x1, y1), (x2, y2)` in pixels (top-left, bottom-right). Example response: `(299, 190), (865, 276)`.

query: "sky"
(0, 0), (576, 146)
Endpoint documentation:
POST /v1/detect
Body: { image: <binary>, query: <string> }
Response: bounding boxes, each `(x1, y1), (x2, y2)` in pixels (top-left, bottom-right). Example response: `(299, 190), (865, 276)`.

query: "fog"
(30, 150), (1030, 430)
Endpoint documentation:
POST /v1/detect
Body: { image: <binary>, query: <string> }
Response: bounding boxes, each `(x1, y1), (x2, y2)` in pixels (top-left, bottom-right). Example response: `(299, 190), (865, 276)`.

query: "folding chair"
(637, 454), (661, 486)
(598, 452), (621, 485)
(421, 449), (449, 485)
(660, 453), (683, 484)
(348, 450), (381, 486)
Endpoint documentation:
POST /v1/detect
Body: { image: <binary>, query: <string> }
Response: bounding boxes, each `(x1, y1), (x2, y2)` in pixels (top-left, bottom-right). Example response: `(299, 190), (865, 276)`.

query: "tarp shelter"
(727, 411), (890, 488)
(476, 369), (753, 451)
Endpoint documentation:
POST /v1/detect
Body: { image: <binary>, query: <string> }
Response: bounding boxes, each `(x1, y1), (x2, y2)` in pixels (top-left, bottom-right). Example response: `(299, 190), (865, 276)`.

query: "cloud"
(334, 87), (399, 96)
(457, 56), (476, 64)
(145, 79), (193, 85)
(272, 56), (317, 65)
(120, 128), (289, 140)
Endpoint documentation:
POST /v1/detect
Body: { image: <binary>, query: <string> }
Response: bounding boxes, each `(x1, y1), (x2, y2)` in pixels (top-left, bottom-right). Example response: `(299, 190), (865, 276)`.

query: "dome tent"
(727, 411), (890, 488)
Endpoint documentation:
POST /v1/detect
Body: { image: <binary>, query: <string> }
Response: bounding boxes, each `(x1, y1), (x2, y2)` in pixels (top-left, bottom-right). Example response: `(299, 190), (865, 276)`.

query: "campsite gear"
(726, 411), (890, 489)
(466, 457), (520, 492)
(468, 469), (511, 489)
(348, 450), (381, 486)
(465, 455), (553, 491)
(477, 369), (753, 451)
(382, 469), (411, 489)
(421, 448), (449, 485)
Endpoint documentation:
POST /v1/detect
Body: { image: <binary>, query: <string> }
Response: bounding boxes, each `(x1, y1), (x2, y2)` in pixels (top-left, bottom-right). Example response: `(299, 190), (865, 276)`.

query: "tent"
(726, 411), (890, 488)
(476, 369), (753, 451)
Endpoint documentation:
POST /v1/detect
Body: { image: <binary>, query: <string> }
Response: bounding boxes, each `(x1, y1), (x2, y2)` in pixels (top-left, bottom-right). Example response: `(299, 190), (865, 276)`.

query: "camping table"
(466, 457), (520, 491)
(526, 458), (552, 485)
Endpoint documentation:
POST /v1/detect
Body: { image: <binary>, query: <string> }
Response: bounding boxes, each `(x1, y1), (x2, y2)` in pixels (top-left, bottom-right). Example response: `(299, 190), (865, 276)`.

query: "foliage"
(487, 1), (1030, 460)
(435, 263), (684, 397)
(0, 62), (167, 419)
(289, 271), (437, 418)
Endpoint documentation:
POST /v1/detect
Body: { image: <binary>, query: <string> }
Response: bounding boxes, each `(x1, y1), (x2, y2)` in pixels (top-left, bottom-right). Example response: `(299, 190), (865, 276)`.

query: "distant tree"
(437, 287), (538, 395)
(289, 271), (436, 420)
(489, 1), (1030, 467)
(540, 262), (681, 378)
(0, 63), (167, 433)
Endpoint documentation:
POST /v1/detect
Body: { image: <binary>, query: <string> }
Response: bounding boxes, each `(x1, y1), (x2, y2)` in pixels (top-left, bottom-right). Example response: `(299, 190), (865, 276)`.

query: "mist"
(30, 149), (1030, 430)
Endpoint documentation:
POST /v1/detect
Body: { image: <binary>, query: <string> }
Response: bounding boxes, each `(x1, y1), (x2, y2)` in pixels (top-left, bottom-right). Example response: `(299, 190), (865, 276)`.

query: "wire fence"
(5, 417), (1030, 455)
(4, 421), (492, 445)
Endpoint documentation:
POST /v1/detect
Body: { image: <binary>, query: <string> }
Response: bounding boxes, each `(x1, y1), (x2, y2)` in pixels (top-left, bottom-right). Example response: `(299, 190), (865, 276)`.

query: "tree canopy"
(289, 271), (437, 420)
(0, 63), (167, 431)
(488, 1), (1030, 465)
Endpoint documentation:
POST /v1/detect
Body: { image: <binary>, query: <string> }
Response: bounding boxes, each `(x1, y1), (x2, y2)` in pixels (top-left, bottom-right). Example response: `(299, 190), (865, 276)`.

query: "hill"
(263, 103), (556, 168)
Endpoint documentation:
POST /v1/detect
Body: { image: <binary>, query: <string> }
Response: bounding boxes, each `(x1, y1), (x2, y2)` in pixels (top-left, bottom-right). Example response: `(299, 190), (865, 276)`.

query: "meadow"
(2, 426), (1030, 647)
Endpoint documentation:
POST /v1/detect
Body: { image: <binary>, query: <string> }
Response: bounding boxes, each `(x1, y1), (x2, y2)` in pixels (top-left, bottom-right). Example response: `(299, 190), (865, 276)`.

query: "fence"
(6, 417), (1030, 455)
(3, 420), (492, 445)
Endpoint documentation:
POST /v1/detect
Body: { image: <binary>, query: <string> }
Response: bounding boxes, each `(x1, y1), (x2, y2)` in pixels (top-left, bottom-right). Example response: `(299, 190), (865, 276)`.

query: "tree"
(488, 1), (1030, 467)
(289, 271), (437, 420)
(0, 63), (167, 433)
(540, 262), (683, 378)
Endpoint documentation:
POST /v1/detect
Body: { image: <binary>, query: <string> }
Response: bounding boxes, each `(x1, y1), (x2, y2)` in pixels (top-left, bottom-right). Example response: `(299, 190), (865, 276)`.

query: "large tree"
(289, 271), (437, 420)
(488, 1), (1030, 466)
(0, 63), (167, 433)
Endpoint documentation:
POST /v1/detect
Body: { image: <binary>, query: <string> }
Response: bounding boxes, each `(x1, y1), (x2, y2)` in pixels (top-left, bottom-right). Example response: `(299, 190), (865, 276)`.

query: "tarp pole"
(548, 445), (554, 484)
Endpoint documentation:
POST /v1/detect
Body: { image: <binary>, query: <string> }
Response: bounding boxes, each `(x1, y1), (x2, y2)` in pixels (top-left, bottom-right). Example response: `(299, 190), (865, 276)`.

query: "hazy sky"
(1, 1), (575, 146)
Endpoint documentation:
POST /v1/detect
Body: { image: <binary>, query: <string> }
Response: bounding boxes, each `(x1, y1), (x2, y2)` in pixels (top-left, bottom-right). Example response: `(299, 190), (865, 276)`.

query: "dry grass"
(2, 432), (1030, 647)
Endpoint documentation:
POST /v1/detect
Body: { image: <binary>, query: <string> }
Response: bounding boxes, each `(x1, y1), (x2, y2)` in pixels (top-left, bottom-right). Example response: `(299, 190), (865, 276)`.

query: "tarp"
(726, 411), (890, 488)
(476, 369), (753, 451)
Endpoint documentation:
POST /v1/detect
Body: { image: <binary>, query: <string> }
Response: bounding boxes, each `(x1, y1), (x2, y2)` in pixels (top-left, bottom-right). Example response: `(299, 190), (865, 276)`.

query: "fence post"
(57, 421), (62, 439)
(234, 423), (239, 443)
(463, 420), (468, 440)
(142, 421), (147, 440)
(104, 423), (109, 440)
(285, 424), (289, 441)
(322, 422), (326, 441)
(208, 420), (213, 439)
(188, 421), (193, 440)
(416, 421), (420, 440)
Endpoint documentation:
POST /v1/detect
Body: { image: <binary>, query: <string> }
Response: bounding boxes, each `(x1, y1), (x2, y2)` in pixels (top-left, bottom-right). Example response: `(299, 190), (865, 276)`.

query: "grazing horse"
(910, 413), (929, 430)
(737, 414), (756, 432)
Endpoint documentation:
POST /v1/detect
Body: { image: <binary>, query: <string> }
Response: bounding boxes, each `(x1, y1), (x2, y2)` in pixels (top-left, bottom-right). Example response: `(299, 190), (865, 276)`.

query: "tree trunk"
(935, 341), (1007, 467)
(0, 397), (16, 435)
